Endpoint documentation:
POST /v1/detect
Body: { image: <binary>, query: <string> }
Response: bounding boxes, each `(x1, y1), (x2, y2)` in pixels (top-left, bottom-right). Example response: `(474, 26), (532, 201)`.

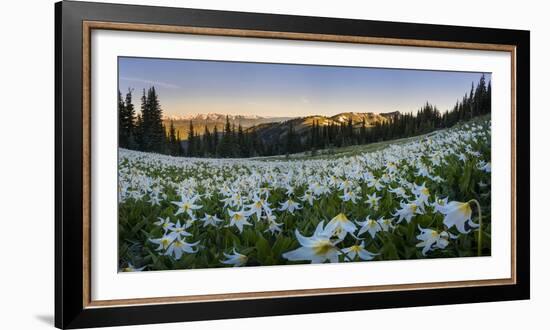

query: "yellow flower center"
(173, 240), (183, 247)
(313, 240), (335, 256)
(334, 213), (348, 222)
(458, 202), (471, 216)
(431, 231), (439, 238)
(368, 220), (377, 227)
(350, 245), (362, 252)
(421, 187), (429, 196)
(161, 239), (170, 248)
(234, 213), (243, 221)
(410, 204), (417, 212)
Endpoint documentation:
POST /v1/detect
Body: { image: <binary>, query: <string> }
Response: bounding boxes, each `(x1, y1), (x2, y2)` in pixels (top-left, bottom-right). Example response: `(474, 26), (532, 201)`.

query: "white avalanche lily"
(389, 186), (409, 199)
(200, 213), (223, 227)
(338, 179), (354, 191)
(299, 191), (316, 206)
(393, 200), (423, 224)
(149, 235), (175, 252)
(440, 201), (479, 234)
(246, 196), (272, 220)
(282, 222), (342, 263)
(377, 217), (395, 232)
(342, 241), (377, 261)
(172, 194), (202, 218)
(412, 182), (430, 206)
(309, 182), (328, 196)
(365, 192), (381, 210)
(356, 216), (382, 239)
(340, 189), (360, 204)
(227, 209), (252, 233)
(416, 226), (455, 255)
(478, 161), (491, 173)
(432, 196), (449, 214)
(278, 199), (302, 214)
(165, 239), (199, 260)
(167, 220), (193, 240)
(221, 249), (248, 267)
(263, 214), (283, 235)
(386, 162), (398, 174)
(149, 193), (162, 206)
(154, 216), (174, 233)
(326, 213), (357, 239)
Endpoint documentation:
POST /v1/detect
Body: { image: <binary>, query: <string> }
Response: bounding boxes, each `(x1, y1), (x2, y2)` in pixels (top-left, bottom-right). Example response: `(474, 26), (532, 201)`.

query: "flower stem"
(468, 199), (483, 256)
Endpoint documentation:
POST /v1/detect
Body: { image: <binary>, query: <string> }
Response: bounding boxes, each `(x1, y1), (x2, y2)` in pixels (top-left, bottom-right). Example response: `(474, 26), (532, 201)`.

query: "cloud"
(119, 76), (180, 89)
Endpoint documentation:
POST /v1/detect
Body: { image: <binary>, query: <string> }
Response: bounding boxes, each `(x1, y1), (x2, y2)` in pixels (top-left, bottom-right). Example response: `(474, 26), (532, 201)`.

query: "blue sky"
(118, 57), (490, 117)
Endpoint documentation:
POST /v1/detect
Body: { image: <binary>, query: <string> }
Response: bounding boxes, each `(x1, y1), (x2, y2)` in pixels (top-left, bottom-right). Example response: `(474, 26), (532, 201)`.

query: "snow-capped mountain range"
(163, 113), (275, 121)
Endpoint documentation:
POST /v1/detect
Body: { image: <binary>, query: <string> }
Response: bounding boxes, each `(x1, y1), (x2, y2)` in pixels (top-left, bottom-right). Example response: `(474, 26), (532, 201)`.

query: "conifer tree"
(139, 89), (151, 151)
(168, 120), (178, 155)
(187, 120), (195, 156)
(134, 114), (144, 149)
(203, 126), (212, 156)
(360, 118), (367, 144)
(117, 90), (127, 147)
(286, 121), (296, 154)
(212, 125), (219, 156)
(120, 89), (136, 148)
(147, 87), (164, 153)
(237, 124), (245, 157)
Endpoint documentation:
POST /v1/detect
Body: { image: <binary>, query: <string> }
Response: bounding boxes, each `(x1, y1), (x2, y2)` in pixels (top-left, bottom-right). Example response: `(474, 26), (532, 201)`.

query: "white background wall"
(0, 0), (546, 329)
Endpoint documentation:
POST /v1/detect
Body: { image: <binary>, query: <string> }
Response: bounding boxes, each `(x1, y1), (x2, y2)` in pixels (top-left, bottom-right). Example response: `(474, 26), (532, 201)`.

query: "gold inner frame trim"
(82, 20), (517, 309)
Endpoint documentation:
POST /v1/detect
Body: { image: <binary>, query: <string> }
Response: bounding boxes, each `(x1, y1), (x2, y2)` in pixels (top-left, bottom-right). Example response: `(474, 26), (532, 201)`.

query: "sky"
(118, 57), (490, 117)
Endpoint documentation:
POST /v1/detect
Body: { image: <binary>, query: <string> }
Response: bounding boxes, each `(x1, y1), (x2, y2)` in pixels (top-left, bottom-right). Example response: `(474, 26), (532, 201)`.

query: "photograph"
(117, 56), (492, 272)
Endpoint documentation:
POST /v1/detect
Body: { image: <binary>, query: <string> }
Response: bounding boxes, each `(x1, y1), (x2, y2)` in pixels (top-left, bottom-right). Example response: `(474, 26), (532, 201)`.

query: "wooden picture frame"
(55, 1), (530, 328)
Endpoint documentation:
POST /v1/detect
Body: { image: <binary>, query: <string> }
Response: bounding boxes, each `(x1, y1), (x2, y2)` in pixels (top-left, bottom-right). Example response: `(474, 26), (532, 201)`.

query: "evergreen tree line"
(186, 117), (268, 158)
(364, 74), (491, 143)
(119, 75), (490, 158)
(118, 87), (183, 156)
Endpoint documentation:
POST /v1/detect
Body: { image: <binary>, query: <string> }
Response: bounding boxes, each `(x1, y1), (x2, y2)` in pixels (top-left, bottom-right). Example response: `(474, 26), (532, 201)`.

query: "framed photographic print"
(55, 1), (530, 328)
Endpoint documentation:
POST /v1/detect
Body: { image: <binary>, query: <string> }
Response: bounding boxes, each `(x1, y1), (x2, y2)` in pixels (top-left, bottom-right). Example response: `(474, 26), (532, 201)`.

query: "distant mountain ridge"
(164, 111), (399, 140)
(245, 111), (399, 144)
(163, 113), (279, 121)
(162, 113), (293, 140)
